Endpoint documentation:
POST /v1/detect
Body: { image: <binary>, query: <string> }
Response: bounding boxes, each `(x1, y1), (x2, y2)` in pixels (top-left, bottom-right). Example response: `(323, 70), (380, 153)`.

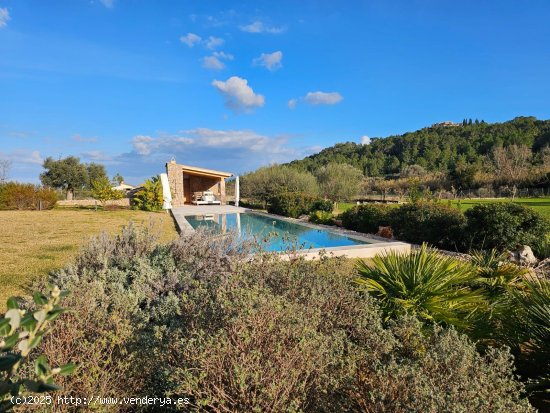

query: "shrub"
(311, 198), (333, 212)
(1, 286), (75, 409)
(340, 203), (391, 234)
(389, 202), (466, 249)
(309, 210), (335, 225)
(352, 317), (534, 413)
(91, 176), (124, 208)
(356, 245), (482, 329)
(37, 227), (534, 412)
(464, 202), (550, 251)
(0, 182), (57, 210)
(131, 176), (163, 211)
(268, 191), (322, 218)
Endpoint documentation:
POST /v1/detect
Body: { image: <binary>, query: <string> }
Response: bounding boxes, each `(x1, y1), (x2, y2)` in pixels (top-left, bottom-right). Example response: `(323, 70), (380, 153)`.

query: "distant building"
(431, 121), (460, 128)
(111, 181), (135, 192)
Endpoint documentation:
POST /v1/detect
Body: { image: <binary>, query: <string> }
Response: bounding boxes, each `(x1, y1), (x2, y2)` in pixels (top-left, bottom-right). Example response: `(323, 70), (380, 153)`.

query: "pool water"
(185, 212), (368, 252)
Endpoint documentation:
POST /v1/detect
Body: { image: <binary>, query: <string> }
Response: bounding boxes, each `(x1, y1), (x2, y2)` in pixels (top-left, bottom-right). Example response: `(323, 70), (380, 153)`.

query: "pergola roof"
(172, 163), (233, 179)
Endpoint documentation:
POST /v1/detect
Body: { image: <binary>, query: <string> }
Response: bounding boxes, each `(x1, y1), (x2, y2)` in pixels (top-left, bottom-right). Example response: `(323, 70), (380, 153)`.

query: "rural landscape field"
(1, 1), (549, 412)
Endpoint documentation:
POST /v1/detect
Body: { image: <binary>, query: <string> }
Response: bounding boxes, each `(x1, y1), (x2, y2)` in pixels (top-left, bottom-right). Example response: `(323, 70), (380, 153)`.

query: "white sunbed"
(192, 191), (221, 205)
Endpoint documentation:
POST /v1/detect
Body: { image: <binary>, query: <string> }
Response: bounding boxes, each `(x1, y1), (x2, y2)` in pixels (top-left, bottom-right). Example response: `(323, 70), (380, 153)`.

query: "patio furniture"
(192, 190), (221, 205)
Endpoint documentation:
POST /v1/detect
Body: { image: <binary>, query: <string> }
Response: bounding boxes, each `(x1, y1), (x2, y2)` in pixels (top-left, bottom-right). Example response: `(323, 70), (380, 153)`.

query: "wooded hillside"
(288, 116), (550, 177)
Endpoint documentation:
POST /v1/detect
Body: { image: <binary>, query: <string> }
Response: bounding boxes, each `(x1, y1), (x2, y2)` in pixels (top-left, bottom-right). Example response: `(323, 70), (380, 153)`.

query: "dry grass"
(0, 208), (178, 306)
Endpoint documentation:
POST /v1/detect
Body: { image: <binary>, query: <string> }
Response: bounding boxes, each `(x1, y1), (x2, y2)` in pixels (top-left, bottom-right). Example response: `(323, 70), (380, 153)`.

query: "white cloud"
(132, 135), (154, 155)
(288, 98), (298, 109)
(82, 150), (112, 162)
(202, 56), (225, 70)
(304, 91), (343, 105)
(0, 149), (43, 165)
(202, 51), (233, 70)
(211, 76), (265, 113)
(128, 129), (301, 172)
(360, 135), (371, 145)
(240, 21), (286, 34)
(205, 36), (224, 50)
(253, 51), (283, 71)
(213, 51), (234, 60)
(0, 8), (10, 28)
(180, 33), (202, 47)
(99, 0), (114, 8)
(72, 134), (97, 143)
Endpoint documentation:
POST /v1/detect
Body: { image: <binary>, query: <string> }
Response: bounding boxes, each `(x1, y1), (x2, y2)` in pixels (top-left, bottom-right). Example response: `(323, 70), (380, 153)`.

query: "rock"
(508, 245), (538, 266)
(334, 219), (343, 227)
(376, 226), (394, 239)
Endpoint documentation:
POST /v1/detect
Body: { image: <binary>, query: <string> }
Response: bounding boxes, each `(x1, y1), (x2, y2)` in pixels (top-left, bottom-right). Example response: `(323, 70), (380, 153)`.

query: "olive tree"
(40, 157), (108, 200)
(315, 163), (363, 206)
(241, 165), (319, 207)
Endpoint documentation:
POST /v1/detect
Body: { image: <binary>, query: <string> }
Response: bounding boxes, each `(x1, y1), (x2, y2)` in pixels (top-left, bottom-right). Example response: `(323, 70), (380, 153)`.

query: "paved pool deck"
(170, 206), (411, 259)
(171, 205), (248, 234)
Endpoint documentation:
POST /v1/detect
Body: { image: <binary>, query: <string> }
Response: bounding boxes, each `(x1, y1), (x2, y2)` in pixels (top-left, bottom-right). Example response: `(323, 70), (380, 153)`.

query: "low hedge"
(268, 192), (330, 218)
(340, 202), (466, 250)
(0, 182), (57, 210)
(309, 210), (335, 225)
(341, 204), (391, 234)
(389, 202), (467, 250)
(464, 203), (550, 251)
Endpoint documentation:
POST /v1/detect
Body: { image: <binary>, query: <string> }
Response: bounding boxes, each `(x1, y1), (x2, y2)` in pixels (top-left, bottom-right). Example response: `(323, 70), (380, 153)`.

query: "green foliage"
(112, 173), (124, 185)
(0, 183), (57, 210)
(353, 317), (534, 413)
(85, 163), (107, 189)
(315, 162), (363, 202)
(40, 157), (108, 199)
(40, 227), (533, 412)
(308, 210), (334, 225)
(311, 198), (333, 212)
(240, 165), (318, 206)
(91, 177), (123, 207)
(389, 202), (467, 250)
(464, 202), (550, 251)
(356, 245), (483, 329)
(510, 280), (550, 397)
(131, 176), (163, 211)
(267, 191), (323, 218)
(1, 286), (73, 411)
(340, 203), (391, 234)
(288, 116), (550, 179)
(531, 234), (550, 259)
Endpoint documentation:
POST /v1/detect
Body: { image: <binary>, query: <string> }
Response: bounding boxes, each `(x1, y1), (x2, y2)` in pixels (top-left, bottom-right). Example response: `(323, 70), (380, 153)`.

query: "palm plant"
(470, 249), (526, 292)
(511, 279), (550, 396)
(468, 249), (527, 341)
(356, 244), (485, 330)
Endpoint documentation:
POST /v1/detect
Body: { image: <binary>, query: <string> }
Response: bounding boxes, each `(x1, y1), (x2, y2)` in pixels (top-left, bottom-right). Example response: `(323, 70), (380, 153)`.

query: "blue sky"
(1, 0), (550, 184)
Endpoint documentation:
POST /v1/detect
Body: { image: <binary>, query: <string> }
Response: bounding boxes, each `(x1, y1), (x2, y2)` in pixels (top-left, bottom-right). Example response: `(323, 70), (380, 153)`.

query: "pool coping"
(171, 208), (411, 260)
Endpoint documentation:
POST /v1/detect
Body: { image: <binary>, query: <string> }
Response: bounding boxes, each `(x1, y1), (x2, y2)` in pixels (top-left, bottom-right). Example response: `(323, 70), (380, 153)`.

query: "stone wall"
(57, 198), (130, 207)
(166, 162), (185, 207)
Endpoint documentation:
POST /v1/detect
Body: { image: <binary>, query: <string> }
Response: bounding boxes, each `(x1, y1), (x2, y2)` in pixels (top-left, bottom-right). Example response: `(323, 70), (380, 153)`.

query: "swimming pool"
(184, 212), (369, 252)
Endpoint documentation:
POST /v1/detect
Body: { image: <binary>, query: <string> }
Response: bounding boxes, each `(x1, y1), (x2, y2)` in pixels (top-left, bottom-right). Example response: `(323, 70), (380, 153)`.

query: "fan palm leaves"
(356, 244), (485, 330)
(470, 249), (526, 291)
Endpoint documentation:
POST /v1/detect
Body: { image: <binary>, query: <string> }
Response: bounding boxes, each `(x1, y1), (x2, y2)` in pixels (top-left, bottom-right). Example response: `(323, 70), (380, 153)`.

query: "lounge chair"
(192, 190), (221, 205)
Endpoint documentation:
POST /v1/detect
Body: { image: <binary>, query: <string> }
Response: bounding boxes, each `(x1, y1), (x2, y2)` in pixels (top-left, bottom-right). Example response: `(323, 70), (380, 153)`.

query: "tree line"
(287, 116), (550, 191)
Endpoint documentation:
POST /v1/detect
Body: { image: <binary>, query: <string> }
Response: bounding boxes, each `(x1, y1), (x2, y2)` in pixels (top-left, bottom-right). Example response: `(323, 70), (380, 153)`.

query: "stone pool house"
(165, 160), (238, 207)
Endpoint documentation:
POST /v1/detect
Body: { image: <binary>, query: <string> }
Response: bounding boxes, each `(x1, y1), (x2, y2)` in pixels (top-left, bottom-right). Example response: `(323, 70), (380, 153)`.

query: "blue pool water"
(185, 212), (368, 251)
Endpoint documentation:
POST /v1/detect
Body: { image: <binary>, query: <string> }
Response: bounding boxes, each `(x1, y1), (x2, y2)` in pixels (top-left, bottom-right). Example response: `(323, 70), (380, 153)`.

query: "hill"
(288, 116), (550, 176)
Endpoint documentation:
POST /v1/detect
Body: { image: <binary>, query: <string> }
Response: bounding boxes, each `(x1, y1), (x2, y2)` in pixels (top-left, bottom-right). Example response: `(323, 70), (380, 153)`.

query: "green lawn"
(0, 208), (178, 307)
(446, 197), (550, 220)
(336, 197), (550, 220)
